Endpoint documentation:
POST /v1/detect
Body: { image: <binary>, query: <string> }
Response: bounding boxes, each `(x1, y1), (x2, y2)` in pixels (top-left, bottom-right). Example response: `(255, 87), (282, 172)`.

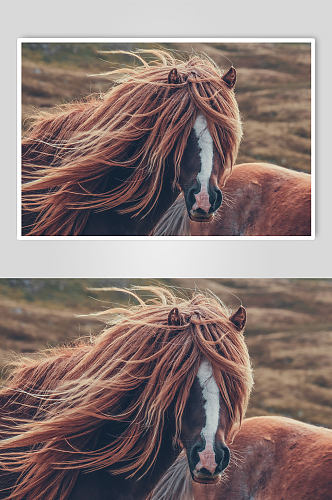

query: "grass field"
(0, 278), (330, 427)
(21, 41), (311, 173)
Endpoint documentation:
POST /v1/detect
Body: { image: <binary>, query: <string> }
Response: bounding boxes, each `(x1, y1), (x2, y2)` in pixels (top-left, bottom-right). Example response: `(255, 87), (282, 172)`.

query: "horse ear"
(168, 307), (184, 326)
(168, 68), (182, 84)
(229, 306), (246, 331)
(222, 66), (236, 88)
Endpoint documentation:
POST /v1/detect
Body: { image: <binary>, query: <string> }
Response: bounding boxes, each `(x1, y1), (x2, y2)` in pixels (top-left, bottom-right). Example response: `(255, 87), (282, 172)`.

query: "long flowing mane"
(151, 192), (190, 236)
(0, 286), (252, 500)
(22, 49), (242, 235)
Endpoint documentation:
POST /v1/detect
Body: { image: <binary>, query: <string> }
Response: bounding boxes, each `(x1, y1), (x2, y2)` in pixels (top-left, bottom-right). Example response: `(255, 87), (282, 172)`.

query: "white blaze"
(192, 114), (214, 212)
(196, 358), (220, 472)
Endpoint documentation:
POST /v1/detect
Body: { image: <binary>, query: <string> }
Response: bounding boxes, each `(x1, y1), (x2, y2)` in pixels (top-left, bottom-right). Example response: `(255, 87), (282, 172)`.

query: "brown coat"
(191, 163), (311, 236)
(194, 416), (332, 500)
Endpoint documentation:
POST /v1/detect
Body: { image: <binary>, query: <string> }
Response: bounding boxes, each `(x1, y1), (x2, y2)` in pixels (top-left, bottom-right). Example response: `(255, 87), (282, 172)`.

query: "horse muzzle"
(185, 184), (223, 222)
(192, 470), (222, 484)
(189, 209), (214, 222)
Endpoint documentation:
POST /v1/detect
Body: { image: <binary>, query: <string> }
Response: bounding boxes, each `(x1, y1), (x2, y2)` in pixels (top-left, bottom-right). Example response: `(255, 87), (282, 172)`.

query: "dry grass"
(21, 41), (311, 173)
(0, 278), (331, 427)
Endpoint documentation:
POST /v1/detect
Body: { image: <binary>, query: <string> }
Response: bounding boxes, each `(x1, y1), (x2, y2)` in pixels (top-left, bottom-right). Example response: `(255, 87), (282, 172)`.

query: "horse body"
(153, 163), (311, 236)
(69, 470), (151, 500)
(193, 416), (332, 500)
(151, 416), (332, 500)
(194, 163), (311, 236)
(0, 287), (252, 499)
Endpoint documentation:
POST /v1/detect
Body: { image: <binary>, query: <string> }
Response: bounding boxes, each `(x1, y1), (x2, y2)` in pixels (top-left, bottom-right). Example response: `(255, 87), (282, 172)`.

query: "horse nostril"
(215, 446), (230, 473)
(210, 188), (222, 212)
(190, 442), (202, 464)
(198, 467), (213, 477)
(186, 184), (199, 209)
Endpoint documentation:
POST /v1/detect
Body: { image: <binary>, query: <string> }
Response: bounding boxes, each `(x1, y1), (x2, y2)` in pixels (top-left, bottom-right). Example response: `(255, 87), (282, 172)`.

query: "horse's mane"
(148, 451), (193, 500)
(0, 286), (252, 500)
(22, 49), (242, 235)
(151, 190), (234, 237)
(151, 193), (190, 236)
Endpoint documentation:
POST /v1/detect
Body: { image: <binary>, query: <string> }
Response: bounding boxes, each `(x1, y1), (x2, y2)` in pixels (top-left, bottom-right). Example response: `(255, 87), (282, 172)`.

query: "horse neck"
(69, 408), (181, 499)
(104, 408), (180, 491)
(140, 166), (180, 235)
(82, 161), (180, 236)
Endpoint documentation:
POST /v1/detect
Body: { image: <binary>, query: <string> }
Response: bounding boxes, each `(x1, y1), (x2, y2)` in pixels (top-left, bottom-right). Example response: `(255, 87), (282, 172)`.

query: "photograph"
(0, 278), (331, 499)
(19, 39), (314, 239)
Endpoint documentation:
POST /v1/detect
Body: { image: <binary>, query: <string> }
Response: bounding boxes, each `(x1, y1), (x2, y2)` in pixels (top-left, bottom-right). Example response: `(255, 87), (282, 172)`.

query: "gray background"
(1, 0), (331, 278)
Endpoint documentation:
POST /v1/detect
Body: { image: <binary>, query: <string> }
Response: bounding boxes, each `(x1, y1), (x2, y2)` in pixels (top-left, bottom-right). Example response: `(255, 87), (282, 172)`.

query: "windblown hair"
(22, 49), (242, 235)
(0, 286), (252, 499)
(148, 451), (193, 500)
(151, 193), (190, 236)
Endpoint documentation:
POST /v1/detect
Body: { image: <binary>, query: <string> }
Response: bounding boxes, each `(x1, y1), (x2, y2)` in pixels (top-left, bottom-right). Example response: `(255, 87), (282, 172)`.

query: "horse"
(21, 50), (242, 236)
(0, 286), (253, 499)
(150, 416), (332, 500)
(152, 163), (311, 236)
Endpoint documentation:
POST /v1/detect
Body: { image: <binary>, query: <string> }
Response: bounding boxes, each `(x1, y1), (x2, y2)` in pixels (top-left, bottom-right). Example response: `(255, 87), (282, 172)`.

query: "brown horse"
(21, 50), (242, 236)
(0, 287), (253, 499)
(152, 163), (311, 236)
(150, 416), (332, 500)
